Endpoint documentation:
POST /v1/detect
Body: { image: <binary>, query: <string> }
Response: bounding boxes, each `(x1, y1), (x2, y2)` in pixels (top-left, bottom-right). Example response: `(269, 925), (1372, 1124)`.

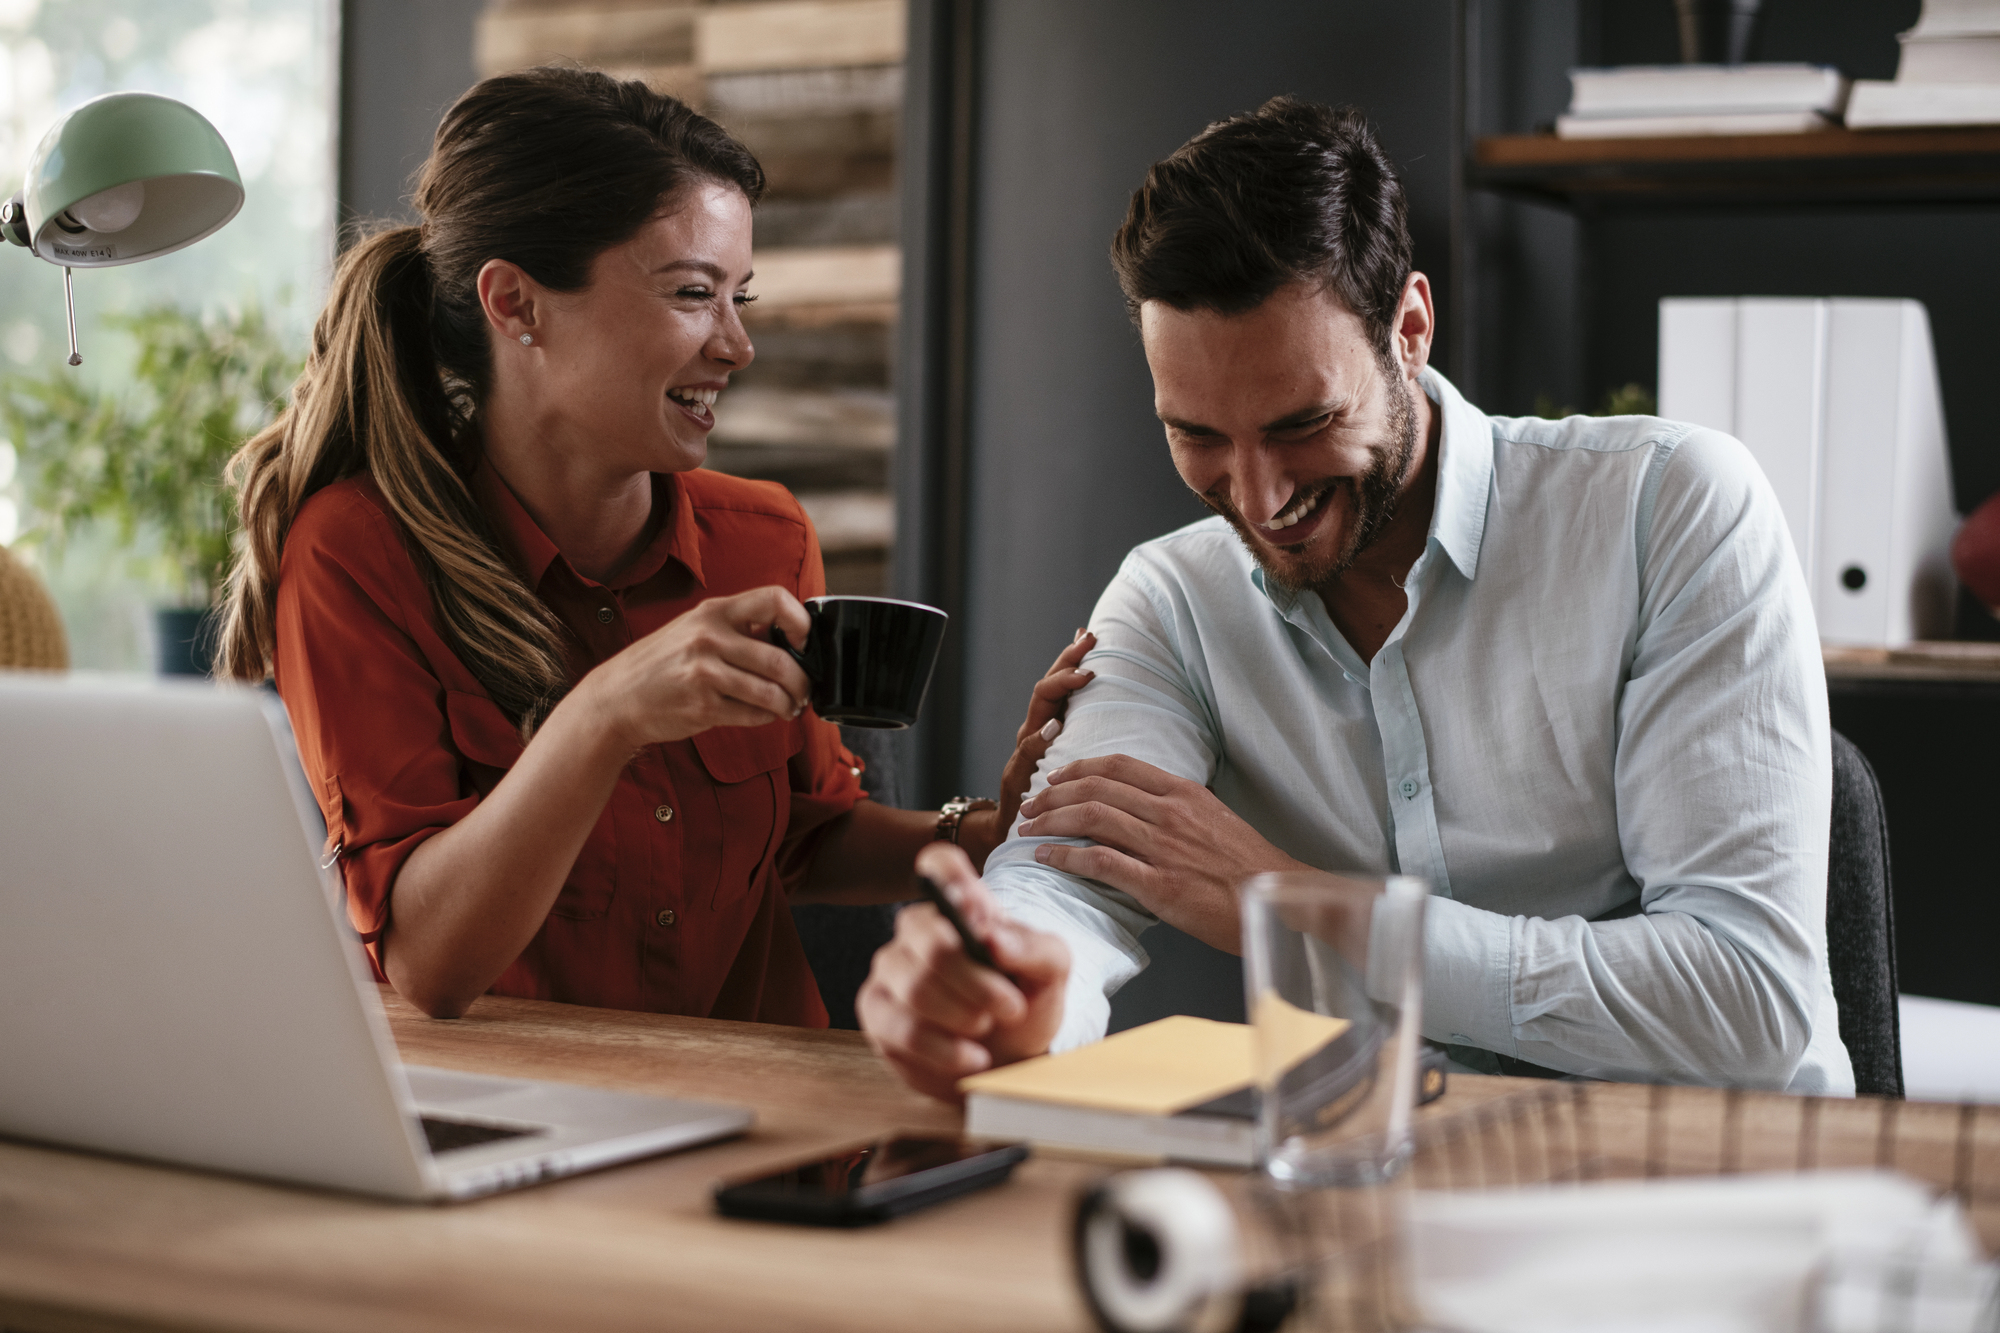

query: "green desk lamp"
(0, 92), (242, 366)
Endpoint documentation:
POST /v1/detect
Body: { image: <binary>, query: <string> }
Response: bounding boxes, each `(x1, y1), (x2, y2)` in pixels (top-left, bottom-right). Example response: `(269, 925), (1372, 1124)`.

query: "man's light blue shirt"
(987, 369), (1853, 1095)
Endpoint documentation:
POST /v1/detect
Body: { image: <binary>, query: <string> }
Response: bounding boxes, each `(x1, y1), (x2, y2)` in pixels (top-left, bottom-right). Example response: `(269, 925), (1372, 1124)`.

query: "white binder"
(1658, 297), (1958, 647)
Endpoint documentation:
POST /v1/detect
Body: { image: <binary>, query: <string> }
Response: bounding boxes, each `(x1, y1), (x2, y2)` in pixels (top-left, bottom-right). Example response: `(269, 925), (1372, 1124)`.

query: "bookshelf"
(1824, 641), (2000, 685)
(1462, 128), (2000, 685)
(1473, 126), (2000, 206)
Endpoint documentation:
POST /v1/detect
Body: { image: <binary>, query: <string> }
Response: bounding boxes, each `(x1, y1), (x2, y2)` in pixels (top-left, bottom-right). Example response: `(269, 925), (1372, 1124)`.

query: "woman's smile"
(668, 382), (723, 430)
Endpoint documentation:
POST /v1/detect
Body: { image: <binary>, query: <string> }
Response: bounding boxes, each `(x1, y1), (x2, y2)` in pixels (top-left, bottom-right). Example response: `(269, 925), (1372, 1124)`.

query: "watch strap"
(936, 796), (998, 844)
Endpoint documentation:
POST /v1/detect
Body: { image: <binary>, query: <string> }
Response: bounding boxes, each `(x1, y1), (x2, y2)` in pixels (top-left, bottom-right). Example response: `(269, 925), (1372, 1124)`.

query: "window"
(0, 0), (335, 668)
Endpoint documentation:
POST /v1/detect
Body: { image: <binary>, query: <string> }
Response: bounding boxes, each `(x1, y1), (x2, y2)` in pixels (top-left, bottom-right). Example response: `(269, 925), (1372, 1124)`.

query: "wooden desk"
(0, 990), (1536, 1333)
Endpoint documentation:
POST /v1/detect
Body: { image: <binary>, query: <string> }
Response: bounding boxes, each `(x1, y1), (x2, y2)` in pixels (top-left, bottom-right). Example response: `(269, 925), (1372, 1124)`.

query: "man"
(859, 97), (1852, 1100)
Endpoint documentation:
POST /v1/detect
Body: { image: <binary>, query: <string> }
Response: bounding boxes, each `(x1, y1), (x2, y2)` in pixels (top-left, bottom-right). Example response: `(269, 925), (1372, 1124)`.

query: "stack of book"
(1555, 63), (1850, 139)
(1847, 0), (2000, 128)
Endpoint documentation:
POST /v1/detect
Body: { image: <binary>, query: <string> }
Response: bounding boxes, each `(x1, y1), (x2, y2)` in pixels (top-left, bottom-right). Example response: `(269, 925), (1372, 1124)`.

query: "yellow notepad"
(957, 1010), (1352, 1117)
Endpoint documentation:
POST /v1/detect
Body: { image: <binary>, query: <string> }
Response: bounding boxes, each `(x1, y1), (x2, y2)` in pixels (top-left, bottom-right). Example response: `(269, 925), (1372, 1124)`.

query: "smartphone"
(713, 1136), (1030, 1227)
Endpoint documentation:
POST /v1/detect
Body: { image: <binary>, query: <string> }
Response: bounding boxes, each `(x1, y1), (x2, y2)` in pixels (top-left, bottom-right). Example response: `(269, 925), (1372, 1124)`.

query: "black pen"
(915, 874), (1018, 984)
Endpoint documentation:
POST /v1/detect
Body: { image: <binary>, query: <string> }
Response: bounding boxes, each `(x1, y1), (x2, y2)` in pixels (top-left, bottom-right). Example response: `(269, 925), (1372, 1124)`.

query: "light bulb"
(69, 180), (145, 234)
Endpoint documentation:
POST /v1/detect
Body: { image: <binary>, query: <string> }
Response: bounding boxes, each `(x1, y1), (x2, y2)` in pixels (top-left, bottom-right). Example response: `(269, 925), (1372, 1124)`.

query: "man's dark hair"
(1110, 97), (1413, 355)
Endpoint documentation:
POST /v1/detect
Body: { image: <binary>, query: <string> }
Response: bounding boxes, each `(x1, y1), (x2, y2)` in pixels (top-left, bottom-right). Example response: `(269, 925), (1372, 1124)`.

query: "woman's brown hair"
(218, 67), (763, 731)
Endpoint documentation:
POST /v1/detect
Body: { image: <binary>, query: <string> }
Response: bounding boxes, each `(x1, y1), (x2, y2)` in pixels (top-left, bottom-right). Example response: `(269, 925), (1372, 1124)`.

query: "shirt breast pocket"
(690, 724), (801, 911)
(445, 689), (616, 922)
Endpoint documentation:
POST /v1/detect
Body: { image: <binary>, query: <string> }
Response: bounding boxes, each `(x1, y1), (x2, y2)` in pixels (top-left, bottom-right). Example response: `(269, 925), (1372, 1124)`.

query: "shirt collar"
(472, 459), (705, 592)
(1421, 366), (1493, 583)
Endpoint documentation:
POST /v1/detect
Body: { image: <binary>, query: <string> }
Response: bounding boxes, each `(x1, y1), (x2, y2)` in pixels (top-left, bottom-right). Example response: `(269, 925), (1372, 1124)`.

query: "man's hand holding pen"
(856, 843), (1070, 1103)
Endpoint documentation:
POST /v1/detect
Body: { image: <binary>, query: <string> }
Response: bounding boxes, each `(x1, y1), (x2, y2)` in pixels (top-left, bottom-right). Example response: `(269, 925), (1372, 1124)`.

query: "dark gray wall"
(1461, 0), (1585, 416)
(339, 0), (486, 228)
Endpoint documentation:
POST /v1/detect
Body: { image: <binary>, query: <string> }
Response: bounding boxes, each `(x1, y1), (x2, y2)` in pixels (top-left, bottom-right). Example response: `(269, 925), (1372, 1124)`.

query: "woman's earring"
(519, 333), (534, 346)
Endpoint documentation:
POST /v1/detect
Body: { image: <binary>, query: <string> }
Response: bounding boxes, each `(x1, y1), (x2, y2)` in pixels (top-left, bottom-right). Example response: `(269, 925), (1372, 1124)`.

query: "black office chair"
(1828, 729), (1904, 1098)
(790, 727), (903, 1030)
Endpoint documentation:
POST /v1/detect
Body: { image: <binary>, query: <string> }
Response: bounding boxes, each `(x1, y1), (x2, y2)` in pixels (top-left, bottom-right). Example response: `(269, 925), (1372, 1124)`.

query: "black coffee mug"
(768, 596), (949, 730)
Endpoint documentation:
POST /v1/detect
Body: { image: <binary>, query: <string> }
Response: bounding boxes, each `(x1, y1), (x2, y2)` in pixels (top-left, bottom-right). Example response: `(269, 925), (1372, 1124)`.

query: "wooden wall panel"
(696, 0), (905, 74)
(750, 244), (899, 307)
(708, 386), (893, 451)
(475, 5), (701, 73)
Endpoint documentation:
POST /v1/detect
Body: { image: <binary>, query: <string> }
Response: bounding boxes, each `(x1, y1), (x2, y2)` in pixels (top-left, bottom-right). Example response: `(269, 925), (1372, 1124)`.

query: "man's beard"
(1202, 366), (1420, 595)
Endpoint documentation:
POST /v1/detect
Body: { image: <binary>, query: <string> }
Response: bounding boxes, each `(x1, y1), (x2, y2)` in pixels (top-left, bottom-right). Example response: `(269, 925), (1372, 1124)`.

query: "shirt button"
(1399, 779), (1419, 799)
(656, 908), (677, 927)
(654, 804), (674, 823)
(596, 606), (615, 624)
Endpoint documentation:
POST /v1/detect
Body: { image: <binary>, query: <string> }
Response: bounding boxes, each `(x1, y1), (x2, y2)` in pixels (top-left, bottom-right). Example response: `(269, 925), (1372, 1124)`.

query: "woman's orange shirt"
(273, 462), (863, 1027)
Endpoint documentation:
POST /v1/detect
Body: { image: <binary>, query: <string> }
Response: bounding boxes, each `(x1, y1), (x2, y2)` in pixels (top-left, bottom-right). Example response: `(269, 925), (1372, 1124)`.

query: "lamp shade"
(4, 92), (242, 268)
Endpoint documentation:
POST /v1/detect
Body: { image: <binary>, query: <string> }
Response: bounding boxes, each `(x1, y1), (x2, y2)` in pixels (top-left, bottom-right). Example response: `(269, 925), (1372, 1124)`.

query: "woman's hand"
(955, 629), (1096, 870)
(578, 585), (813, 751)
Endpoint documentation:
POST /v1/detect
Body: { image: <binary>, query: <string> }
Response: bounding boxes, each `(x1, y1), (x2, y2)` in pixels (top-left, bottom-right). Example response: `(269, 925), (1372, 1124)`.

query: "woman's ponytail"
(217, 225), (571, 731)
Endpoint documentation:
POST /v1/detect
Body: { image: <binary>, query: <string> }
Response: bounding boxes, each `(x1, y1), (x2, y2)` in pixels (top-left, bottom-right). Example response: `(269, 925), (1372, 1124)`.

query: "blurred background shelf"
(1474, 126), (2000, 206)
(1825, 640), (2000, 685)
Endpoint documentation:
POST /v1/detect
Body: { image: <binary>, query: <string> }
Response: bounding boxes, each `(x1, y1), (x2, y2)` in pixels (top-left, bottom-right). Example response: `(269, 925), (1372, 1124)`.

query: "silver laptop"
(0, 673), (752, 1201)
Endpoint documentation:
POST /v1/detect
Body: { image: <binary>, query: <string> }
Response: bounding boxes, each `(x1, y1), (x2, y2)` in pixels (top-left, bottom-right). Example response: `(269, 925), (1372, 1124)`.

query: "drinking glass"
(1241, 871), (1429, 1189)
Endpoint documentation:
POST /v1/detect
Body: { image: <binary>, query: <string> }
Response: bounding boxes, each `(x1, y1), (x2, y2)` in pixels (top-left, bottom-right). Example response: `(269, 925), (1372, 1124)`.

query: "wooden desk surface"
(0, 989), (1536, 1333)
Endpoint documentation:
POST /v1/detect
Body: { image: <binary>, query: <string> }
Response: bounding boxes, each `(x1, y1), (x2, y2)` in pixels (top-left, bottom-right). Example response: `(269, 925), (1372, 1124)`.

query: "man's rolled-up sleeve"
(983, 555), (1219, 1051)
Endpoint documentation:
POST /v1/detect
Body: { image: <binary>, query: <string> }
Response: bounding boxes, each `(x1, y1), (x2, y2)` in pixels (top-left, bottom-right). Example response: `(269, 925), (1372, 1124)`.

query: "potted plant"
(2, 304), (299, 673)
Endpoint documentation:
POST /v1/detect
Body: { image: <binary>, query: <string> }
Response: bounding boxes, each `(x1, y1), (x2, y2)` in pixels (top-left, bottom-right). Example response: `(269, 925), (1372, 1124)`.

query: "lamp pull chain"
(61, 266), (80, 366)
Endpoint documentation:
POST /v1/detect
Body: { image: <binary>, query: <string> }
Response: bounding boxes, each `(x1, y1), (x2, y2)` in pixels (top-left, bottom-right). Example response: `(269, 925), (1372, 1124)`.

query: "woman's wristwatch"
(935, 796), (998, 844)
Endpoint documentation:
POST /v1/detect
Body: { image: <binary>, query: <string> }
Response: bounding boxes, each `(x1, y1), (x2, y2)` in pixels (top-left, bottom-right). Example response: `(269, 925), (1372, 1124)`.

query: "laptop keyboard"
(420, 1115), (542, 1155)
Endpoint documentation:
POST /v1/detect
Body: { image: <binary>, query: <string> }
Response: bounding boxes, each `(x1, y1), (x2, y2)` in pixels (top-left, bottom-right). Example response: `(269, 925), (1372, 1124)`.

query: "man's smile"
(1262, 483), (1327, 531)
(1240, 478), (1347, 552)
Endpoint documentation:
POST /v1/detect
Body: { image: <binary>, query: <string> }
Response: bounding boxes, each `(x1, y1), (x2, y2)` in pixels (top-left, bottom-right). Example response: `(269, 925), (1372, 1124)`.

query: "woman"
(218, 68), (1086, 1025)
